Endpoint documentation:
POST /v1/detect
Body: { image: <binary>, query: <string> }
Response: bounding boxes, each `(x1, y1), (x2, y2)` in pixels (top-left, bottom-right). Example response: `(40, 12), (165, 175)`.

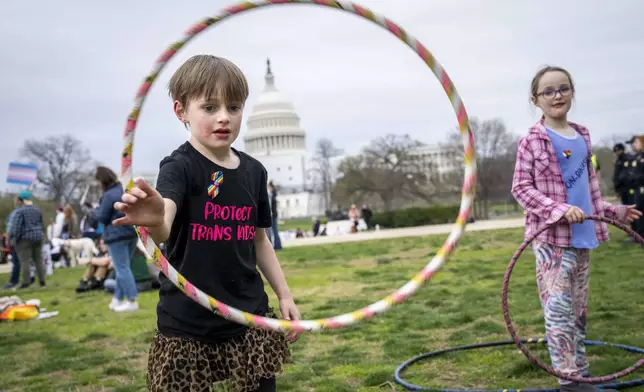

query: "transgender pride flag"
(7, 162), (38, 186)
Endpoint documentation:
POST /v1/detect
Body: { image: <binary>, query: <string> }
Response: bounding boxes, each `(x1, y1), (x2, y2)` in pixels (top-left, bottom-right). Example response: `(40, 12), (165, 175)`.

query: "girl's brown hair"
(95, 166), (119, 191)
(530, 65), (575, 101)
(63, 204), (76, 221)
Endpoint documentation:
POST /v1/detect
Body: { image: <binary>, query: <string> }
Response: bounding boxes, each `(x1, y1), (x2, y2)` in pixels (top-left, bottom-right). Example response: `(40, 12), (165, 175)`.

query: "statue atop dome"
(264, 57), (275, 90)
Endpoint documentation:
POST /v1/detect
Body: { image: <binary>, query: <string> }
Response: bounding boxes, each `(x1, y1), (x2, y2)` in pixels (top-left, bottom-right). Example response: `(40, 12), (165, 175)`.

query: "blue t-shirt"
(546, 128), (598, 249)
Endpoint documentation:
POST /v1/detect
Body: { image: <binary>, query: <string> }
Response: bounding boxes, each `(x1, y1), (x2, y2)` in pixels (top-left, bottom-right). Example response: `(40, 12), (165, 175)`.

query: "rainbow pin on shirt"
(563, 149), (572, 159)
(208, 171), (224, 199)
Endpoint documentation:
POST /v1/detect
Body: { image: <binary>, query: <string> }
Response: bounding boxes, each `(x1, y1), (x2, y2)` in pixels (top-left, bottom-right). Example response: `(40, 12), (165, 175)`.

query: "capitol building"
(135, 59), (458, 220)
(243, 59), (326, 219)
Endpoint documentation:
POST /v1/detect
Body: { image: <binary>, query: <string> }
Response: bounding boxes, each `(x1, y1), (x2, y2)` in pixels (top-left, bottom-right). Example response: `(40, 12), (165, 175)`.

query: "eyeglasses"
(537, 86), (573, 99)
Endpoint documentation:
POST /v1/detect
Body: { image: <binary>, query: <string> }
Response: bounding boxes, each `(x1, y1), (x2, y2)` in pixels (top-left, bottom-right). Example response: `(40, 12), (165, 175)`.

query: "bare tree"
(310, 138), (343, 213)
(21, 134), (95, 203)
(333, 134), (436, 211)
(363, 134), (438, 203)
(441, 117), (518, 219)
(331, 155), (372, 208)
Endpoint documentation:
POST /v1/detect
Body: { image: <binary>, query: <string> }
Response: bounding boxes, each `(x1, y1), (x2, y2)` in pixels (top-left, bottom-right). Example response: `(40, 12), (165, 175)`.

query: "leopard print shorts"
(147, 309), (291, 392)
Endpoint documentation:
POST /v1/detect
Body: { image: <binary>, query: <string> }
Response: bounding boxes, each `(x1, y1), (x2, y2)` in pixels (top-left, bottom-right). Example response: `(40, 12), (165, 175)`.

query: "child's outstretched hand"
(279, 296), (302, 343)
(625, 205), (642, 224)
(113, 177), (165, 228)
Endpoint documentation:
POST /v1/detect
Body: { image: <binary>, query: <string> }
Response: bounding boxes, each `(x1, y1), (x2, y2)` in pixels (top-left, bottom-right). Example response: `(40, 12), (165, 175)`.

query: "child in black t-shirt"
(114, 55), (301, 392)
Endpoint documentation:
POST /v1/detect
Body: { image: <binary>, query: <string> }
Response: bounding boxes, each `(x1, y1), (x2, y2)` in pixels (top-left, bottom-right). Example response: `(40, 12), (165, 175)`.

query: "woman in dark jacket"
(95, 166), (139, 312)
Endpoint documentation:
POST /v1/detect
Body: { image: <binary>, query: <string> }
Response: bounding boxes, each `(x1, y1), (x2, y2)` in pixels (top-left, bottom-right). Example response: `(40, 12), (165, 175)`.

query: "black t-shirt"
(155, 142), (273, 343)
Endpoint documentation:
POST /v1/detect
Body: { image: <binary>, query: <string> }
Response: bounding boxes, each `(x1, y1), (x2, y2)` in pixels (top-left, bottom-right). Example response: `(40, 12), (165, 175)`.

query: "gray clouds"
(1, 0), (643, 188)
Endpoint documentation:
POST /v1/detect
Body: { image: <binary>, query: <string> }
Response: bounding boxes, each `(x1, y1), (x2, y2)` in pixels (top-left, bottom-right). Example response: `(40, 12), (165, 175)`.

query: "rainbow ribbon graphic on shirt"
(208, 171), (224, 199)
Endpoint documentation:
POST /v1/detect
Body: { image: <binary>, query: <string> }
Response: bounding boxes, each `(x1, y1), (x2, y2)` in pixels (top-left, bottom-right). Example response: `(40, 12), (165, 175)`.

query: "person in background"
(46, 218), (56, 242)
(48, 206), (70, 267)
(0, 233), (8, 264)
(312, 217), (321, 237)
(53, 206), (65, 239)
(361, 204), (373, 230)
(6, 191), (47, 289)
(267, 181), (282, 250)
(95, 166), (139, 312)
(75, 237), (113, 293)
(624, 136), (644, 237)
(62, 204), (81, 240)
(2, 197), (22, 289)
(612, 143), (631, 206)
(80, 202), (101, 240)
(348, 204), (360, 233)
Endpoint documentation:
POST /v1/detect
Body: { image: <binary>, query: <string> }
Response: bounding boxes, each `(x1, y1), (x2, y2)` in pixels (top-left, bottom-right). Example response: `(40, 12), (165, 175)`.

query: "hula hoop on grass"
(121, 0), (477, 333)
(393, 337), (644, 391)
(502, 214), (644, 383)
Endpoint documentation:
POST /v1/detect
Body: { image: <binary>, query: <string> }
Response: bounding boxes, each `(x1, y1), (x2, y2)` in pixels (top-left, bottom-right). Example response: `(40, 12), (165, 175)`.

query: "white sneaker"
(114, 300), (139, 312)
(108, 297), (122, 310)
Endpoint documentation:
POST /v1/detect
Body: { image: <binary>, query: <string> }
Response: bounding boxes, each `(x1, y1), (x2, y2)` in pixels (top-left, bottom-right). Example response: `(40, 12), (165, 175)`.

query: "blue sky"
(1, 0), (643, 192)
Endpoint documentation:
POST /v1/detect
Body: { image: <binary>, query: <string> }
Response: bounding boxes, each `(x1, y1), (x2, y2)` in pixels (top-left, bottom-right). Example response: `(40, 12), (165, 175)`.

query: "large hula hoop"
(502, 214), (644, 383)
(121, 0), (476, 333)
(394, 337), (644, 391)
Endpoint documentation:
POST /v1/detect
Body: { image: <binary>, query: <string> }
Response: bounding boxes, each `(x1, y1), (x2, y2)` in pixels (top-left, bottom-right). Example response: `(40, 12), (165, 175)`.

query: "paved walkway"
(0, 217), (525, 275)
(280, 217), (524, 248)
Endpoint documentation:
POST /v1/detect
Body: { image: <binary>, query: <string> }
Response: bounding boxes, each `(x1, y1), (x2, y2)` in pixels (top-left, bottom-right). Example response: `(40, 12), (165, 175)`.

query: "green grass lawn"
(277, 218), (315, 232)
(1, 226), (643, 391)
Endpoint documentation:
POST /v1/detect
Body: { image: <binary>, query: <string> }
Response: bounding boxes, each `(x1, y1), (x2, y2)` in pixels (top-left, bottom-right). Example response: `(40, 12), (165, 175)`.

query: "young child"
(511, 65), (641, 392)
(114, 55), (301, 392)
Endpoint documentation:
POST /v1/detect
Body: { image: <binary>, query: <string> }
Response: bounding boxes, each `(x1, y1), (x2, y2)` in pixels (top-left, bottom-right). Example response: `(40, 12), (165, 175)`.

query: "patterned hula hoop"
(121, 0), (476, 333)
(393, 337), (644, 391)
(501, 214), (644, 383)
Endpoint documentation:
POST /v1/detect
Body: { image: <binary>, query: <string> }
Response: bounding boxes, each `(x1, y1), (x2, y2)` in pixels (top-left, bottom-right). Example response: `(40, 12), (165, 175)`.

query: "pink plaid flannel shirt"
(511, 120), (628, 248)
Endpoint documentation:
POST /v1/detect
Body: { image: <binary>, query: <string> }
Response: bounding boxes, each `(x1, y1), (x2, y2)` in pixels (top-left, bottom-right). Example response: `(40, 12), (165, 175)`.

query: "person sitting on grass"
(75, 238), (113, 293)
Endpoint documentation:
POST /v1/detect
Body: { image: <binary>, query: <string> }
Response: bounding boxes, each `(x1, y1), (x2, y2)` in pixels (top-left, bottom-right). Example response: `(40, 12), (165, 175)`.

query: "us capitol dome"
(243, 59), (326, 219)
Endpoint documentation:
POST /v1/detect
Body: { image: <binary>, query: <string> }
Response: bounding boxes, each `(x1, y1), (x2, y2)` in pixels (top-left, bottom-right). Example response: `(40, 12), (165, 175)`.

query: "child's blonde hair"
(168, 55), (249, 109)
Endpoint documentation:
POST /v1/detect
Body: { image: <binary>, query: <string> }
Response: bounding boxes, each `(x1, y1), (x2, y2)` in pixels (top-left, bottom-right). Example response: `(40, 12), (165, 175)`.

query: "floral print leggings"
(534, 242), (590, 382)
